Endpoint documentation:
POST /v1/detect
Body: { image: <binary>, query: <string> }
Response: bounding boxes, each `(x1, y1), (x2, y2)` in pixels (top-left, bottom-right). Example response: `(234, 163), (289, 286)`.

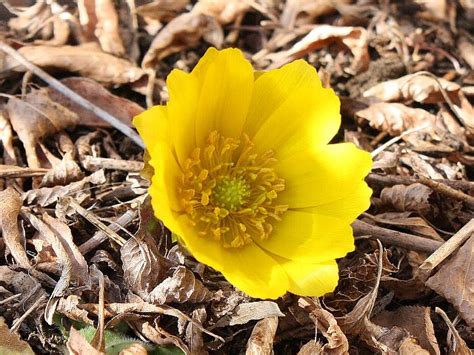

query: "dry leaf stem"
(0, 41), (145, 148)
(352, 219), (443, 253)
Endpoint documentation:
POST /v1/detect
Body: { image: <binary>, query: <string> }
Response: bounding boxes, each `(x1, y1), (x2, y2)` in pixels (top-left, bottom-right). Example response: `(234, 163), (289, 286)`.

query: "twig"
(10, 294), (47, 332)
(0, 164), (48, 178)
(416, 175), (474, 206)
(416, 219), (474, 281)
(82, 156), (144, 172)
(78, 209), (138, 254)
(0, 41), (145, 149)
(352, 219), (443, 253)
(366, 173), (474, 191)
(62, 197), (126, 246)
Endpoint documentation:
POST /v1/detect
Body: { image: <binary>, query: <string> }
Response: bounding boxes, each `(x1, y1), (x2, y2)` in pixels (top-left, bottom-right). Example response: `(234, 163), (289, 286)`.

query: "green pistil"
(212, 177), (250, 211)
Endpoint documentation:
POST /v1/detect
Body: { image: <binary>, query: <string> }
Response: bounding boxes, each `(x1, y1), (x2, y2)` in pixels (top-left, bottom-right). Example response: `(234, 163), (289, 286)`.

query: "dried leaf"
(185, 308), (207, 355)
(149, 266), (213, 304)
(0, 111), (17, 166)
(373, 212), (443, 241)
(0, 317), (35, 355)
(119, 343), (149, 355)
(40, 152), (84, 187)
(23, 169), (106, 206)
(356, 103), (437, 136)
(426, 236), (474, 327)
(142, 12), (223, 68)
(299, 297), (349, 354)
(458, 35), (474, 69)
(269, 25), (369, 74)
(121, 201), (172, 298)
(363, 74), (460, 104)
(245, 317), (278, 355)
(373, 306), (440, 355)
(280, 0), (352, 28)
(47, 77), (144, 128)
(193, 0), (250, 24)
(297, 340), (324, 355)
(136, 0), (190, 22)
(67, 327), (103, 355)
(78, 0), (125, 56)
(1, 44), (145, 85)
(216, 301), (284, 327)
(380, 183), (433, 215)
(0, 187), (29, 267)
(6, 92), (78, 169)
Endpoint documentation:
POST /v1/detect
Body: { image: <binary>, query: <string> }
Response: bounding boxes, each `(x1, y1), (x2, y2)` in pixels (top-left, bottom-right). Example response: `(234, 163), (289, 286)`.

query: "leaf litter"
(0, 0), (473, 353)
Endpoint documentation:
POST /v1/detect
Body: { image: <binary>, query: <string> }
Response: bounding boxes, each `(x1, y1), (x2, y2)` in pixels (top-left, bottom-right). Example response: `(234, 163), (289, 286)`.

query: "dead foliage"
(0, 0), (473, 354)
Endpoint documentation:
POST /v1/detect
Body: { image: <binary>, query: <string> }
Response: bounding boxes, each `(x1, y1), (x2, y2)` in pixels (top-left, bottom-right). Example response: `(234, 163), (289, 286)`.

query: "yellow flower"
(134, 48), (372, 299)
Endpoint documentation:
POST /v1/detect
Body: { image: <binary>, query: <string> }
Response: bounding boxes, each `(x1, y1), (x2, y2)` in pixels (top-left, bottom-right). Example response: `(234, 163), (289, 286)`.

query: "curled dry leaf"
(298, 297), (349, 354)
(426, 236), (474, 327)
(193, 0), (250, 25)
(297, 340), (324, 355)
(119, 343), (148, 355)
(77, 0), (125, 56)
(23, 169), (106, 206)
(268, 25), (369, 74)
(356, 103), (436, 136)
(0, 187), (30, 267)
(136, 0), (190, 22)
(149, 266), (213, 304)
(6, 92), (78, 169)
(280, 0), (352, 28)
(363, 74), (461, 104)
(47, 77), (144, 128)
(0, 317), (35, 355)
(373, 306), (440, 355)
(216, 301), (284, 327)
(1, 44), (145, 85)
(380, 183), (433, 215)
(142, 12), (223, 69)
(373, 212), (443, 241)
(67, 327), (103, 355)
(40, 152), (84, 187)
(245, 317), (278, 355)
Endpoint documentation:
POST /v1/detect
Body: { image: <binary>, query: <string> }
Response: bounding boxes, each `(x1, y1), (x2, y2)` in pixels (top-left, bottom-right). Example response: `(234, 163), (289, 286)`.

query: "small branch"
(416, 175), (474, 206)
(366, 173), (474, 191)
(0, 41), (145, 149)
(0, 165), (48, 178)
(417, 219), (474, 281)
(352, 219), (443, 253)
(82, 156), (144, 172)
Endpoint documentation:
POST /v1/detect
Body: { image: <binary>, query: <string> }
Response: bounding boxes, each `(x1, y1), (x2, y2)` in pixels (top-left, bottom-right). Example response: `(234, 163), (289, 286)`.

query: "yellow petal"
(133, 105), (168, 154)
(276, 143), (372, 208)
(298, 181), (372, 222)
(245, 60), (340, 160)
(176, 215), (289, 299)
(255, 210), (354, 263)
(148, 141), (184, 235)
(276, 257), (339, 296)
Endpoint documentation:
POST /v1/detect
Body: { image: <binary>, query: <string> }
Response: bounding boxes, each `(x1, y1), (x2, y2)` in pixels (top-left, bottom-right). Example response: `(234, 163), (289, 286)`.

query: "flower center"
(179, 131), (288, 248)
(212, 177), (250, 211)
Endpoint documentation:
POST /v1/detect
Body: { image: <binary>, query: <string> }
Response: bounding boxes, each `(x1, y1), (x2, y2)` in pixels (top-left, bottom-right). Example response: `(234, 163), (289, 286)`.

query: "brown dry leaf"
(299, 297), (349, 354)
(77, 0), (125, 56)
(458, 35), (474, 69)
(0, 317), (35, 355)
(356, 103), (437, 136)
(185, 307), (207, 355)
(22, 169), (106, 206)
(149, 266), (213, 304)
(297, 340), (324, 355)
(135, 320), (190, 353)
(363, 74), (461, 104)
(0, 266), (47, 308)
(398, 338), (432, 355)
(120, 201), (173, 299)
(67, 327), (103, 355)
(372, 306), (440, 355)
(5, 92), (78, 169)
(1, 44), (145, 85)
(142, 12), (223, 69)
(136, 0), (190, 22)
(56, 295), (94, 325)
(373, 212), (443, 241)
(414, 0), (448, 20)
(426, 236), (474, 327)
(245, 317), (278, 355)
(280, 0), (352, 28)
(268, 25), (369, 74)
(193, 0), (250, 24)
(47, 77), (144, 128)
(0, 187), (30, 267)
(0, 112), (17, 166)
(119, 343), (148, 355)
(380, 183), (433, 215)
(40, 152), (84, 187)
(215, 301), (284, 327)
(435, 307), (472, 355)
